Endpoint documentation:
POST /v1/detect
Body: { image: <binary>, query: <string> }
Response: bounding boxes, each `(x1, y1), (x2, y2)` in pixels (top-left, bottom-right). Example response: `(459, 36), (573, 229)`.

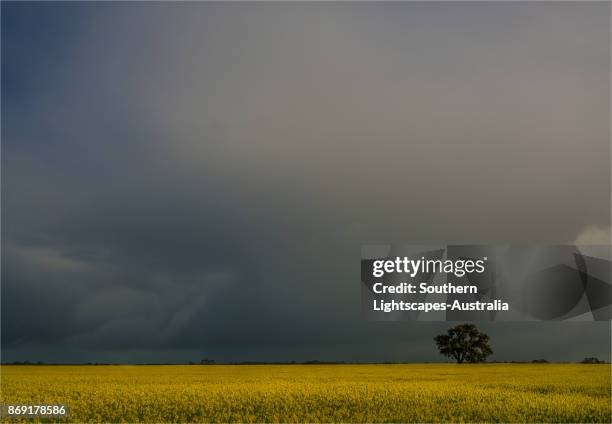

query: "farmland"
(1, 364), (610, 422)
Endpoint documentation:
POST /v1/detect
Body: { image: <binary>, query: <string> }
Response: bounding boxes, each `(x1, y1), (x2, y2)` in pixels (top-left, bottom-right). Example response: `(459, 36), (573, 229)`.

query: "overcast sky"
(2, 2), (610, 363)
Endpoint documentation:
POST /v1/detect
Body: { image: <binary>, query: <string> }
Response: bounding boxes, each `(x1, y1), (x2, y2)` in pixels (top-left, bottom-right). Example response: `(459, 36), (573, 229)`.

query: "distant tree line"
(4, 356), (609, 365)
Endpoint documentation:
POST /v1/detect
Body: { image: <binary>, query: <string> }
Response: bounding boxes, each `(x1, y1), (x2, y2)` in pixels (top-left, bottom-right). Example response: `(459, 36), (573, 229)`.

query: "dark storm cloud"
(2, 2), (610, 363)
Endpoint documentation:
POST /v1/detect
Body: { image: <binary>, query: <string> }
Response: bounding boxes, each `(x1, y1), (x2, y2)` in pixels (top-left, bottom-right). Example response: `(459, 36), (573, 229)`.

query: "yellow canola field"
(1, 364), (610, 423)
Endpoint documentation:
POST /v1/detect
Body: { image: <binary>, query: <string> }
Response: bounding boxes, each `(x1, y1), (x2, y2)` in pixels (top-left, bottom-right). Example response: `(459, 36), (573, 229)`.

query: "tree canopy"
(434, 323), (492, 364)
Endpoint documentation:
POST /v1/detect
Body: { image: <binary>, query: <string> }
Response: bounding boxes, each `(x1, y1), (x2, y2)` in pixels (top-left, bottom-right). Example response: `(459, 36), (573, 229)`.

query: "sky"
(1, 1), (611, 364)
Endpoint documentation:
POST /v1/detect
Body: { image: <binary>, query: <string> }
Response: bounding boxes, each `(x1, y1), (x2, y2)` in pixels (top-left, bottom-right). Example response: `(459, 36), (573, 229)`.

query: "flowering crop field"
(1, 364), (610, 423)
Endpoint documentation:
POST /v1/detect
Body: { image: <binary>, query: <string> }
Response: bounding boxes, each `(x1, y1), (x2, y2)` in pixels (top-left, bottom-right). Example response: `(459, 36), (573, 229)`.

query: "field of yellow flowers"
(1, 364), (610, 423)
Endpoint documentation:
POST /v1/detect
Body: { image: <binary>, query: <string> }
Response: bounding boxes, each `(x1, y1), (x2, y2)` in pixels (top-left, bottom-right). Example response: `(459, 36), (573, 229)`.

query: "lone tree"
(434, 323), (492, 363)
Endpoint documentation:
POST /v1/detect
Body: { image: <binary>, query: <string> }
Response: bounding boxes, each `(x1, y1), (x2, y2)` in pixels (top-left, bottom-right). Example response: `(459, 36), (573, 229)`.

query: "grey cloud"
(2, 2), (610, 362)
